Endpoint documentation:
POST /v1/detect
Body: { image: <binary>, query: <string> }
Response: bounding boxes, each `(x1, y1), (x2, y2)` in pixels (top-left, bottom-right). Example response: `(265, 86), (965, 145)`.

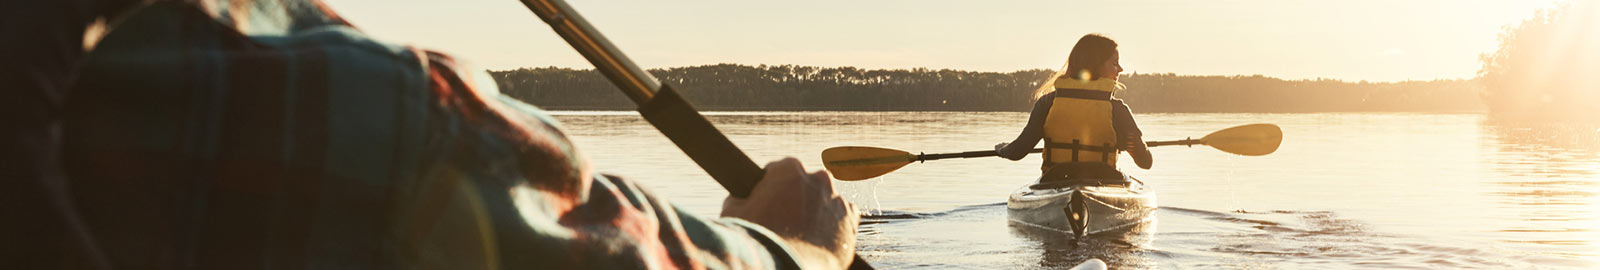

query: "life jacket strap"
(1044, 142), (1118, 153)
(1053, 88), (1113, 100)
(1071, 139), (1079, 162)
(1102, 143), (1111, 161)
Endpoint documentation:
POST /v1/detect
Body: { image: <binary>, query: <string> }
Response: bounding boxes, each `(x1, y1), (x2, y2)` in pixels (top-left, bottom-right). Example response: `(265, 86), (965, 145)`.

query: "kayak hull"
(1006, 177), (1156, 239)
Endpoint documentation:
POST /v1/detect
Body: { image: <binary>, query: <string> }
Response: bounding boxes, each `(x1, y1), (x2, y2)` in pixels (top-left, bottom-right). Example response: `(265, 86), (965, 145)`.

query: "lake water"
(550, 111), (1599, 269)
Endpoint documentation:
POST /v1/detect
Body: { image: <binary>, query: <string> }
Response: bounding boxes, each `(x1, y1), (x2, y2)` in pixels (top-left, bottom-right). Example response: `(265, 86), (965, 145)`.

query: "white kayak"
(1006, 176), (1157, 239)
(1068, 258), (1108, 270)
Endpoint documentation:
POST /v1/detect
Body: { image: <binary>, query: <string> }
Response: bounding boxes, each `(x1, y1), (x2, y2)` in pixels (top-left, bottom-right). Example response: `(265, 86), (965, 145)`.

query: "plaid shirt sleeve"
(61, 1), (799, 269)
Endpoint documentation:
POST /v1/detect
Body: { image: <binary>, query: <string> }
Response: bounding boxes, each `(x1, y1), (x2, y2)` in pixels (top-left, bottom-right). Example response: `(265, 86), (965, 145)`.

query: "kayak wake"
(859, 202), (1005, 224)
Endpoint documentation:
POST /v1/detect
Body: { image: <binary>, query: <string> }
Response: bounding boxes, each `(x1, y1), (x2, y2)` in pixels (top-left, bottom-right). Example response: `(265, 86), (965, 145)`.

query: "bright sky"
(321, 0), (1569, 82)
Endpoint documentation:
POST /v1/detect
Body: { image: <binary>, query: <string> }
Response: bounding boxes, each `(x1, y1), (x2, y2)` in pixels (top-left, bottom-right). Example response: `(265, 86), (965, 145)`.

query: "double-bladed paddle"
(822, 123), (1283, 180)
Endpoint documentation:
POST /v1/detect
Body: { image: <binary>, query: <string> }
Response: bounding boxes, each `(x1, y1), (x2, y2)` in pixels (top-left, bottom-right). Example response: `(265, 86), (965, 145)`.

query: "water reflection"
(1481, 122), (1600, 258)
(1007, 218), (1156, 269)
(554, 112), (1600, 268)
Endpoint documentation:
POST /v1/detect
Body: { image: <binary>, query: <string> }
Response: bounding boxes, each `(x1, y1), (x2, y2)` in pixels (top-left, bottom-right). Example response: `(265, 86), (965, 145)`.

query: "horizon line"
(487, 63), (1483, 84)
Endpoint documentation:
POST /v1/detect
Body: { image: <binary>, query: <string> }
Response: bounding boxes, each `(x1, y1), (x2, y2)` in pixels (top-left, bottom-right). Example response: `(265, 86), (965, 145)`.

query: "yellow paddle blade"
(1200, 123), (1283, 156)
(821, 146), (919, 181)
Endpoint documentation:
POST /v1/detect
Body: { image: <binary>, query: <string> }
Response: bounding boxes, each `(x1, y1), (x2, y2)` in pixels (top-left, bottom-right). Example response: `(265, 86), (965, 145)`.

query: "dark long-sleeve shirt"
(2, 0), (140, 267)
(55, 1), (800, 269)
(998, 94), (1143, 160)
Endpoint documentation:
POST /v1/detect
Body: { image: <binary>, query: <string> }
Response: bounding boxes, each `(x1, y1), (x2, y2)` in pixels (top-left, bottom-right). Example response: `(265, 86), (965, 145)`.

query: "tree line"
(490, 64), (1483, 113)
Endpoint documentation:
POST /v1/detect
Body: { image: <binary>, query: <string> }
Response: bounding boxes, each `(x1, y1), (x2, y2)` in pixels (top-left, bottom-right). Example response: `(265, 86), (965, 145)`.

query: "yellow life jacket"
(1041, 77), (1119, 171)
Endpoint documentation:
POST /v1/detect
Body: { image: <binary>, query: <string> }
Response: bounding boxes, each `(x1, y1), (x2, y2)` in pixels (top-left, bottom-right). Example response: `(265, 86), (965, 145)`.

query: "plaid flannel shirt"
(60, 1), (798, 269)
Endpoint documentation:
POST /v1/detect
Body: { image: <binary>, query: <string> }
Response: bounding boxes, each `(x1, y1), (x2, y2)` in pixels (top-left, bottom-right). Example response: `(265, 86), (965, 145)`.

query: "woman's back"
(995, 34), (1152, 177)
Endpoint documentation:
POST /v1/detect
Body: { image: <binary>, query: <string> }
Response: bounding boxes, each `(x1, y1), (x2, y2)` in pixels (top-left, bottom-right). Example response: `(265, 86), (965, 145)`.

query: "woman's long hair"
(1033, 34), (1120, 100)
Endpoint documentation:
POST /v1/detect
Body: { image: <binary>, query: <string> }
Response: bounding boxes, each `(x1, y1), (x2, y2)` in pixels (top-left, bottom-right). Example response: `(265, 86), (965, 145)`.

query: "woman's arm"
(1124, 138), (1152, 169)
(1113, 100), (1153, 169)
(997, 98), (1053, 160)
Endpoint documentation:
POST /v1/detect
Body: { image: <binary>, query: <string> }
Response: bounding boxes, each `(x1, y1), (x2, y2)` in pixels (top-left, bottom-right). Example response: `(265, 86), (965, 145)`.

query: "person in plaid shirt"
(7, 0), (857, 269)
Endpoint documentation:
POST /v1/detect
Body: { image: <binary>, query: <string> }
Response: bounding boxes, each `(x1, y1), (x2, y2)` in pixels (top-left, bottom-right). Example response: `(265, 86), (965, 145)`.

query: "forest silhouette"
(492, 65), (1483, 113)
(494, 1), (1597, 116)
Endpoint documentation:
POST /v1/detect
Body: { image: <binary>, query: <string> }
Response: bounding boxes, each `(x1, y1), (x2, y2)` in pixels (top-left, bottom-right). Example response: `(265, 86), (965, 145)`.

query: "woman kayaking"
(995, 34), (1152, 180)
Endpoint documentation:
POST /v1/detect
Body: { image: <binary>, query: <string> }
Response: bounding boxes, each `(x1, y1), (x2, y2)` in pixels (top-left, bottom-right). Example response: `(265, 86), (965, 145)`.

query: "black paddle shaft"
(520, 0), (761, 197)
(1146, 138), (1203, 147)
(520, 0), (874, 268)
(918, 138), (1206, 162)
(916, 149), (1025, 161)
(638, 84), (763, 197)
